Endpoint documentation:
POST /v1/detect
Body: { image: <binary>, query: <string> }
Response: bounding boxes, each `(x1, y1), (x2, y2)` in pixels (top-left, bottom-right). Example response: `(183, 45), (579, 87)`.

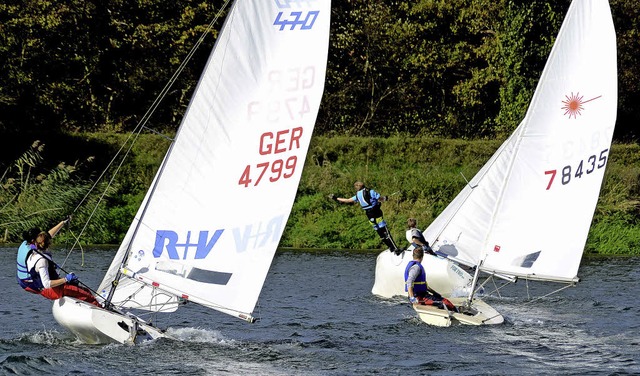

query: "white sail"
(425, 0), (617, 283)
(98, 0), (330, 319)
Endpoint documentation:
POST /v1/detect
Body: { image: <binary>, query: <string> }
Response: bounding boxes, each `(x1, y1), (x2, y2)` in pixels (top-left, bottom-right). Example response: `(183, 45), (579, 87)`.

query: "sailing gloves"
(65, 273), (78, 283)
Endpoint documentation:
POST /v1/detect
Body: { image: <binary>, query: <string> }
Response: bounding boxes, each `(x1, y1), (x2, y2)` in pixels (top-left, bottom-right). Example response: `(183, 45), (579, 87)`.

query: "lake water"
(1, 247), (639, 375)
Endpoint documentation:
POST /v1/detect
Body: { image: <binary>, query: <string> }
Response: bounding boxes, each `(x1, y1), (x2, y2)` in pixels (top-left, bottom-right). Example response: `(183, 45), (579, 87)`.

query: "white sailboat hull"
(372, 250), (474, 299)
(413, 297), (504, 327)
(52, 297), (168, 344)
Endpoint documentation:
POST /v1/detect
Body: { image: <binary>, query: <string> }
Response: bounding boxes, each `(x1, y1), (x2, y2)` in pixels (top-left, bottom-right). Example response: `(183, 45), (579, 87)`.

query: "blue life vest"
(19, 251), (59, 291)
(404, 260), (427, 295)
(355, 188), (380, 210)
(16, 241), (34, 280)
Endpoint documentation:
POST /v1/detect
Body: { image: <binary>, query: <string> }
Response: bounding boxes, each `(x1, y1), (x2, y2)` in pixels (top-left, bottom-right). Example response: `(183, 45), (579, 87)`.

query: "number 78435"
(544, 149), (609, 190)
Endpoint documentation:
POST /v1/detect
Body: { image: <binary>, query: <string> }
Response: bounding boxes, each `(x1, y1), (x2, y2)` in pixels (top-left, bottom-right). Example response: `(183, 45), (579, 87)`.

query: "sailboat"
(51, 0), (331, 344)
(373, 0), (617, 326)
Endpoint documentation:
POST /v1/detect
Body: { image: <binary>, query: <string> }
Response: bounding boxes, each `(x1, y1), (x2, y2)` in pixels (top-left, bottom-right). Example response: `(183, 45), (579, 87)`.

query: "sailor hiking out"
(331, 181), (402, 254)
(16, 218), (102, 307)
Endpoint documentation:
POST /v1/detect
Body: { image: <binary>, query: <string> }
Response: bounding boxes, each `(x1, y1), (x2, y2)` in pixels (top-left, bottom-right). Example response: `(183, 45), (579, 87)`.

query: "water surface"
(1, 248), (638, 375)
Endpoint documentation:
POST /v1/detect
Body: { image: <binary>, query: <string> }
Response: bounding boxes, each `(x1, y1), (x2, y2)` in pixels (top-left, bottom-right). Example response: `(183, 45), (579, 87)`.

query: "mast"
(465, 258), (483, 308)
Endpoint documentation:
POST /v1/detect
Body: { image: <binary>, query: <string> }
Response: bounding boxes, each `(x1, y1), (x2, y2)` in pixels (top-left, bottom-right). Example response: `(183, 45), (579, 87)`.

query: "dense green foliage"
(1, 2), (639, 255)
(0, 0), (223, 134)
(1, 0), (639, 139)
(3, 134), (637, 255)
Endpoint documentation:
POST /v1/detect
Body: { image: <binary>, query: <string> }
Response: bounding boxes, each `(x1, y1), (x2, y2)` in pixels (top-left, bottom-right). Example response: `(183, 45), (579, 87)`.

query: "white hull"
(413, 297), (504, 327)
(372, 250), (474, 298)
(52, 297), (168, 344)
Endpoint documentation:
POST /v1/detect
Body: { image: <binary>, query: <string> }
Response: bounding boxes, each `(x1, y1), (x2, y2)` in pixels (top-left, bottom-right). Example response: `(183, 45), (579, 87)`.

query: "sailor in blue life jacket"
(405, 218), (435, 256)
(331, 181), (402, 254)
(405, 247), (457, 312)
(16, 227), (42, 293)
(17, 218), (68, 292)
(17, 218), (102, 307)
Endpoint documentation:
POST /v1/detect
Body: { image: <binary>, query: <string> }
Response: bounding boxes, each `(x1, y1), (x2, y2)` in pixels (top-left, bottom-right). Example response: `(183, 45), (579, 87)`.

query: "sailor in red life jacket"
(24, 230), (102, 307)
(404, 247), (457, 312)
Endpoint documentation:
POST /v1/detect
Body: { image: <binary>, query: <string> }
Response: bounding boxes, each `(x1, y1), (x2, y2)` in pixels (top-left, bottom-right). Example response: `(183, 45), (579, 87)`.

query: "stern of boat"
(412, 297), (504, 326)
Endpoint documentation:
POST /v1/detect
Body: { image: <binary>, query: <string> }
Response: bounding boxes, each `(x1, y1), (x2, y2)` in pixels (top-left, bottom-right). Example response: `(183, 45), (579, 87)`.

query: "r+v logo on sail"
(151, 215), (284, 260)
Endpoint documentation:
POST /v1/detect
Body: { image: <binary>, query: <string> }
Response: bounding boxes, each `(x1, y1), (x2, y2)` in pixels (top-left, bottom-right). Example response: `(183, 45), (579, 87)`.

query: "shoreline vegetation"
(2, 2), (639, 257)
(1, 133), (639, 256)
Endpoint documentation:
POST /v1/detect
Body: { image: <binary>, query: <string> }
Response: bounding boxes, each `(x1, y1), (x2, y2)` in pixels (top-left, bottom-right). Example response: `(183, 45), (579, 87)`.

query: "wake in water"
(14, 329), (72, 345)
(163, 326), (236, 345)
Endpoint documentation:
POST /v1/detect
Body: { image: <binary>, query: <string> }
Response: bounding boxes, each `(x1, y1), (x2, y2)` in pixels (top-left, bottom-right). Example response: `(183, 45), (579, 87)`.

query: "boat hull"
(413, 297), (504, 327)
(372, 250), (474, 298)
(52, 297), (168, 344)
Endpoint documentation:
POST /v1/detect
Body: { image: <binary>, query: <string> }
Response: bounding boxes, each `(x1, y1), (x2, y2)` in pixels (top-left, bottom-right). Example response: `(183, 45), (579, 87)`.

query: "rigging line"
(63, 2), (233, 267)
(117, 296), (181, 313)
(59, 229), (85, 269)
(475, 274), (493, 295)
(481, 313), (502, 324)
(31, 248), (102, 298)
(71, 130), (139, 215)
(141, 125), (175, 141)
(489, 276), (500, 297)
(62, 132), (142, 267)
(104, 2), (233, 307)
(484, 278), (513, 298)
(524, 283), (575, 304)
(73, 0), (229, 212)
(120, 0), (233, 146)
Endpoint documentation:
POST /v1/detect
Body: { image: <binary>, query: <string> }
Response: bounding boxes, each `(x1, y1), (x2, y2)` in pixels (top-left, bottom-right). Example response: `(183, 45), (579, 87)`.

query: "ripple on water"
(164, 326), (235, 345)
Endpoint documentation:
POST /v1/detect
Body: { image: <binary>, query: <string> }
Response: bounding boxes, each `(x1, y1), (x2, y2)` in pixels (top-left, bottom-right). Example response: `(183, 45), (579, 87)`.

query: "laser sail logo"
(561, 92), (602, 119)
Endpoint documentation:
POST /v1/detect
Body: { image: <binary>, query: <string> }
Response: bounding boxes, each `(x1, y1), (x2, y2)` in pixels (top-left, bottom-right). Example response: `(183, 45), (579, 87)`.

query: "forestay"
(424, 0), (617, 283)
(98, 0), (331, 320)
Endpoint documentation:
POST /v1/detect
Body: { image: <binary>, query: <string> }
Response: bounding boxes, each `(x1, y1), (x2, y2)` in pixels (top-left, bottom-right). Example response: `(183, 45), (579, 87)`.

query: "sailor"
(19, 220), (102, 307)
(404, 247), (457, 311)
(17, 218), (69, 292)
(405, 218), (435, 256)
(331, 181), (402, 254)
(16, 227), (42, 293)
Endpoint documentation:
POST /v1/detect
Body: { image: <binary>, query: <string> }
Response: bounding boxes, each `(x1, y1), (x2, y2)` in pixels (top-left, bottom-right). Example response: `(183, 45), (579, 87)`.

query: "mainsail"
(424, 0), (617, 283)
(98, 0), (331, 320)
